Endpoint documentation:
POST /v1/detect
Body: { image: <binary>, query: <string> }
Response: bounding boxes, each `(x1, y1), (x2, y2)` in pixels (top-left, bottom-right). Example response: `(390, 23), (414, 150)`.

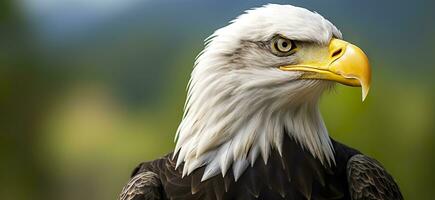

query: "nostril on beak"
(331, 48), (343, 58)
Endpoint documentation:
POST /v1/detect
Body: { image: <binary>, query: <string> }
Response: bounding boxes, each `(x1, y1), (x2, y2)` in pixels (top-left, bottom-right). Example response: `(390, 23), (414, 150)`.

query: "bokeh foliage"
(1, 0), (434, 199)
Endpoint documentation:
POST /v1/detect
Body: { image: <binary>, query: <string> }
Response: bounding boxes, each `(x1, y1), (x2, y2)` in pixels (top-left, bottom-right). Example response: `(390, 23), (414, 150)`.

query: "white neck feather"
(173, 47), (335, 182)
(173, 4), (340, 181)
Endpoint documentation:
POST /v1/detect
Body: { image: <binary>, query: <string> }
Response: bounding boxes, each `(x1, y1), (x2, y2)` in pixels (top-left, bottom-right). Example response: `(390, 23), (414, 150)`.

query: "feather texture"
(347, 154), (403, 200)
(119, 4), (403, 200)
(174, 4), (341, 181)
(119, 171), (161, 200)
(120, 136), (386, 200)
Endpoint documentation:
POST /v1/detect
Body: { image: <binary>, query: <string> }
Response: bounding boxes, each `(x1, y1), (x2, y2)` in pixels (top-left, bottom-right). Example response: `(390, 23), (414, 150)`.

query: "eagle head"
(174, 4), (371, 181)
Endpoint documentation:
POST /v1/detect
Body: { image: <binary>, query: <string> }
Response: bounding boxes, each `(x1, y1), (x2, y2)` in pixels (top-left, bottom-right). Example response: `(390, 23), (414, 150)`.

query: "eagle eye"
(271, 36), (297, 56)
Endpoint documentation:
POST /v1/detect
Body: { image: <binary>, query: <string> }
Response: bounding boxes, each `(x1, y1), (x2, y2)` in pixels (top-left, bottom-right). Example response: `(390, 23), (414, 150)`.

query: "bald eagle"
(119, 4), (402, 200)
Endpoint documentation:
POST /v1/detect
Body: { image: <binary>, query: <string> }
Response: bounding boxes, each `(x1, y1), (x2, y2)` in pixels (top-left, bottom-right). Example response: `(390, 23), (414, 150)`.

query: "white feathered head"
(174, 4), (371, 181)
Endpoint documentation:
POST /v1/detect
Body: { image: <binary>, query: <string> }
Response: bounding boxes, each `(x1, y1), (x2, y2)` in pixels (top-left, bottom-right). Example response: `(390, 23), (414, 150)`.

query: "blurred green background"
(1, 0), (434, 199)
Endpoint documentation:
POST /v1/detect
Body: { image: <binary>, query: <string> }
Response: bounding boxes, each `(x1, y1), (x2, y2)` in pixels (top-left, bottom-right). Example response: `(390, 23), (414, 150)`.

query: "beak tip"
(362, 94), (367, 102)
(361, 86), (370, 102)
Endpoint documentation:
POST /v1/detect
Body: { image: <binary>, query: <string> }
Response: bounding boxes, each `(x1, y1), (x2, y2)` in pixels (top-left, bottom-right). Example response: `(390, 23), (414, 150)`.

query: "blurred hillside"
(0, 0), (434, 199)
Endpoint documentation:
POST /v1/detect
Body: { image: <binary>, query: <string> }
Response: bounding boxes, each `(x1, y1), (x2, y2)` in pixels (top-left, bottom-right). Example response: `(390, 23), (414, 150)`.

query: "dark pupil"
(281, 41), (288, 48)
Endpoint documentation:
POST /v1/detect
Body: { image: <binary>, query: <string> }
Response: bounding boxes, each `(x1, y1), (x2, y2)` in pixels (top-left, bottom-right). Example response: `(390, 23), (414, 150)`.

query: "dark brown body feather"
(119, 135), (402, 200)
(347, 155), (403, 200)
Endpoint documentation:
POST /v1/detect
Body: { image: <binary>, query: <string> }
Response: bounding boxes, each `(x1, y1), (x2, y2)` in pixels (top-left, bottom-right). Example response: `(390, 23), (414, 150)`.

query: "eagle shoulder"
(346, 154), (403, 200)
(119, 163), (163, 200)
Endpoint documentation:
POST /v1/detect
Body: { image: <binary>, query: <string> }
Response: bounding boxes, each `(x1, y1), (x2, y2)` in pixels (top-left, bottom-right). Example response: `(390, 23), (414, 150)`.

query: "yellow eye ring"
(275, 38), (292, 52)
(271, 36), (297, 56)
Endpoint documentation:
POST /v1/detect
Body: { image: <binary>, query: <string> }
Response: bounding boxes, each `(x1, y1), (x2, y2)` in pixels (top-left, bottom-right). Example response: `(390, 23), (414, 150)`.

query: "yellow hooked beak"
(280, 39), (371, 101)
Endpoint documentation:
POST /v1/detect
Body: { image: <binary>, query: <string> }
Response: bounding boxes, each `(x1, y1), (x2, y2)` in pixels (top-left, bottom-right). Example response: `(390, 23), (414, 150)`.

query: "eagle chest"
(155, 138), (353, 200)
